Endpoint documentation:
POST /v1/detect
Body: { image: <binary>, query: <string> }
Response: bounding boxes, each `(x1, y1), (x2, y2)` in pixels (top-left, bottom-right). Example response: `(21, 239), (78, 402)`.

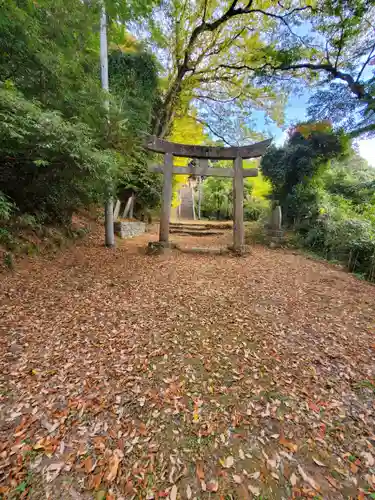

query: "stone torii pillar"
(159, 152), (173, 243)
(145, 136), (271, 252)
(233, 156), (245, 250)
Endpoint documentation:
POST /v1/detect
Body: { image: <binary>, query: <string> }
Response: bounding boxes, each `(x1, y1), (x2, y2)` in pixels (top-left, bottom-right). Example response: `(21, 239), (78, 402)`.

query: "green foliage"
(119, 150), (162, 212)
(107, 47), (162, 211)
(0, 87), (120, 223)
(299, 210), (375, 281)
(244, 198), (269, 222)
(109, 49), (160, 137)
(0, 0), (104, 128)
(257, 2), (375, 139)
(142, 0), (298, 139)
(200, 177), (233, 220)
(0, 227), (15, 250)
(261, 123), (350, 223)
(244, 166), (271, 199)
(3, 251), (14, 270)
(0, 0), (162, 230)
(262, 122), (375, 281)
(0, 191), (14, 221)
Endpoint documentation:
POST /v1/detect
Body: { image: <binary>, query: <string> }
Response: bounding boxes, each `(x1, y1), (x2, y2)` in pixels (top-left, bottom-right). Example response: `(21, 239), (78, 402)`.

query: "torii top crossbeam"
(145, 135), (272, 160)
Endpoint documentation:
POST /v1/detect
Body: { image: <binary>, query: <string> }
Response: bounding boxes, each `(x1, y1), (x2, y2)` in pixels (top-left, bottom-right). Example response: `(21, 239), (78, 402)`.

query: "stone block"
(114, 221), (146, 239)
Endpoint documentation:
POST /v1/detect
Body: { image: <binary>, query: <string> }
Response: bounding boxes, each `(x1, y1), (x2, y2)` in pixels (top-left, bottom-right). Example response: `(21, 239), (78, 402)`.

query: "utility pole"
(100, 4), (115, 247)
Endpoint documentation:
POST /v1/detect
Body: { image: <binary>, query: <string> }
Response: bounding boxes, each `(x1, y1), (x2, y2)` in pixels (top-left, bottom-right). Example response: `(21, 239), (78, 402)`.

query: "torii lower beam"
(149, 165), (258, 178)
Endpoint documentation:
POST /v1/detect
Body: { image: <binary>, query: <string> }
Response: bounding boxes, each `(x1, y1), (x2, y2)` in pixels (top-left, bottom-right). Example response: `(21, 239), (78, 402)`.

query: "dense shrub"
(260, 122), (375, 281)
(244, 198), (269, 221)
(0, 88), (120, 223)
(0, 1), (162, 233)
(300, 215), (375, 280)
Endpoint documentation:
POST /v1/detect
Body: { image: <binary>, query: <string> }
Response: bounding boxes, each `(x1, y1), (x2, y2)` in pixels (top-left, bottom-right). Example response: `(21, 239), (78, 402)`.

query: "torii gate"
(145, 136), (271, 252)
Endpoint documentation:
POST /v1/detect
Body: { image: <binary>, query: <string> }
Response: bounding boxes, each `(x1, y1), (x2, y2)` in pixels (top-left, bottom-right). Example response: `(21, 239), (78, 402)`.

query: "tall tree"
(260, 122), (350, 223)
(138, 0), (318, 142)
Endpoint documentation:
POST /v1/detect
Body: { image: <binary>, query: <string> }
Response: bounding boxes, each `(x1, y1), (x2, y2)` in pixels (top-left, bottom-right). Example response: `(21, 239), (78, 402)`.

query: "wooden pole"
(113, 199), (121, 220)
(233, 156), (244, 251)
(122, 195), (133, 218)
(159, 153), (173, 243)
(129, 195), (135, 219)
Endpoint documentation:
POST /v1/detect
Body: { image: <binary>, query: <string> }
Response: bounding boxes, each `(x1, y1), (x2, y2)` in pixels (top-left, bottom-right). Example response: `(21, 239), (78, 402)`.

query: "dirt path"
(1, 226), (374, 499)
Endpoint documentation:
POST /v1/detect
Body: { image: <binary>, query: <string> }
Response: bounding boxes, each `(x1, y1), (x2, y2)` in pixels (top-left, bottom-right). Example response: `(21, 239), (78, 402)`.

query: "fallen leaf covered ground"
(0, 224), (374, 499)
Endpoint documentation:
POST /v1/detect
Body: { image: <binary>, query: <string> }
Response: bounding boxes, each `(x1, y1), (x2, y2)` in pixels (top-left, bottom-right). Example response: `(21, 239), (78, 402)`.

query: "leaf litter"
(0, 225), (375, 498)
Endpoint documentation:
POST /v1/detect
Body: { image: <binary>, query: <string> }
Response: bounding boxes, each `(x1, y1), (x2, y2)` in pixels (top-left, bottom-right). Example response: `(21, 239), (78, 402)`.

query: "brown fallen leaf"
(196, 460), (205, 480)
(169, 484), (177, 500)
(206, 479), (219, 492)
(298, 465), (320, 491)
(325, 475), (340, 489)
(350, 462), (358, 474)
(105, 449), (123, 482)
(362, 452), (375, 467)
(124, 480), (135, 495)
(84, 456), (94, 474)
(290, 472), (298, 486)
(44, 462), (65, 483)
(221, 456), (234, 469)
(312, 457), (326, 467)
(138, 422), (148, 436)
(89, 472), (103, 490)
(248, 484), (260, 496)
(279, 436), (298, 453)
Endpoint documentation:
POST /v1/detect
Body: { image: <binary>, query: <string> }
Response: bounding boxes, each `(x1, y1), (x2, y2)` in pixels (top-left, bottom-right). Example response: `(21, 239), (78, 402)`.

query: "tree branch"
(356, 42), (375, 83)
(334, 24), (345, 71)
(193, 93), (243, 104)
(189, 115), (233, 146)
(202, 0), (208, 22)
(264, 61), (372, 101)
(349, 123), (375, 138)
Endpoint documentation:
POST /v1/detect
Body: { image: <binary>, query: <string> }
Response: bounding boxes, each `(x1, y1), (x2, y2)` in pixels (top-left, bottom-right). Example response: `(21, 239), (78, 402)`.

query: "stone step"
(169, 229), (224, 236)
(170, 223), (232, 230)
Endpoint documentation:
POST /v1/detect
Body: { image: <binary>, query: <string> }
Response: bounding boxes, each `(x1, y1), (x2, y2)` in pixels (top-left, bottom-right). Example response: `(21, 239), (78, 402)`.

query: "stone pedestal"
(266, 205), (284, 247)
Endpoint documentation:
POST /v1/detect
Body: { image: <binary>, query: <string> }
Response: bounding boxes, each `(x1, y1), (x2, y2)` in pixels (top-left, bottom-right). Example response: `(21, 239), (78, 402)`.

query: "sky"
(257, 91), (375, 167)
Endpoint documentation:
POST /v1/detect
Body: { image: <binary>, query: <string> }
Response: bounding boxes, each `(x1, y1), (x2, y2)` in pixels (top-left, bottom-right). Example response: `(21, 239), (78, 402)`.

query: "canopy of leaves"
(131, 0), (375, 143)
(168, 112), (208, 207)
(0, 0), (105, 128)
(261, 120), (375, 280)
(254, 1), (375, 138)
(137, 0), (320, 141)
